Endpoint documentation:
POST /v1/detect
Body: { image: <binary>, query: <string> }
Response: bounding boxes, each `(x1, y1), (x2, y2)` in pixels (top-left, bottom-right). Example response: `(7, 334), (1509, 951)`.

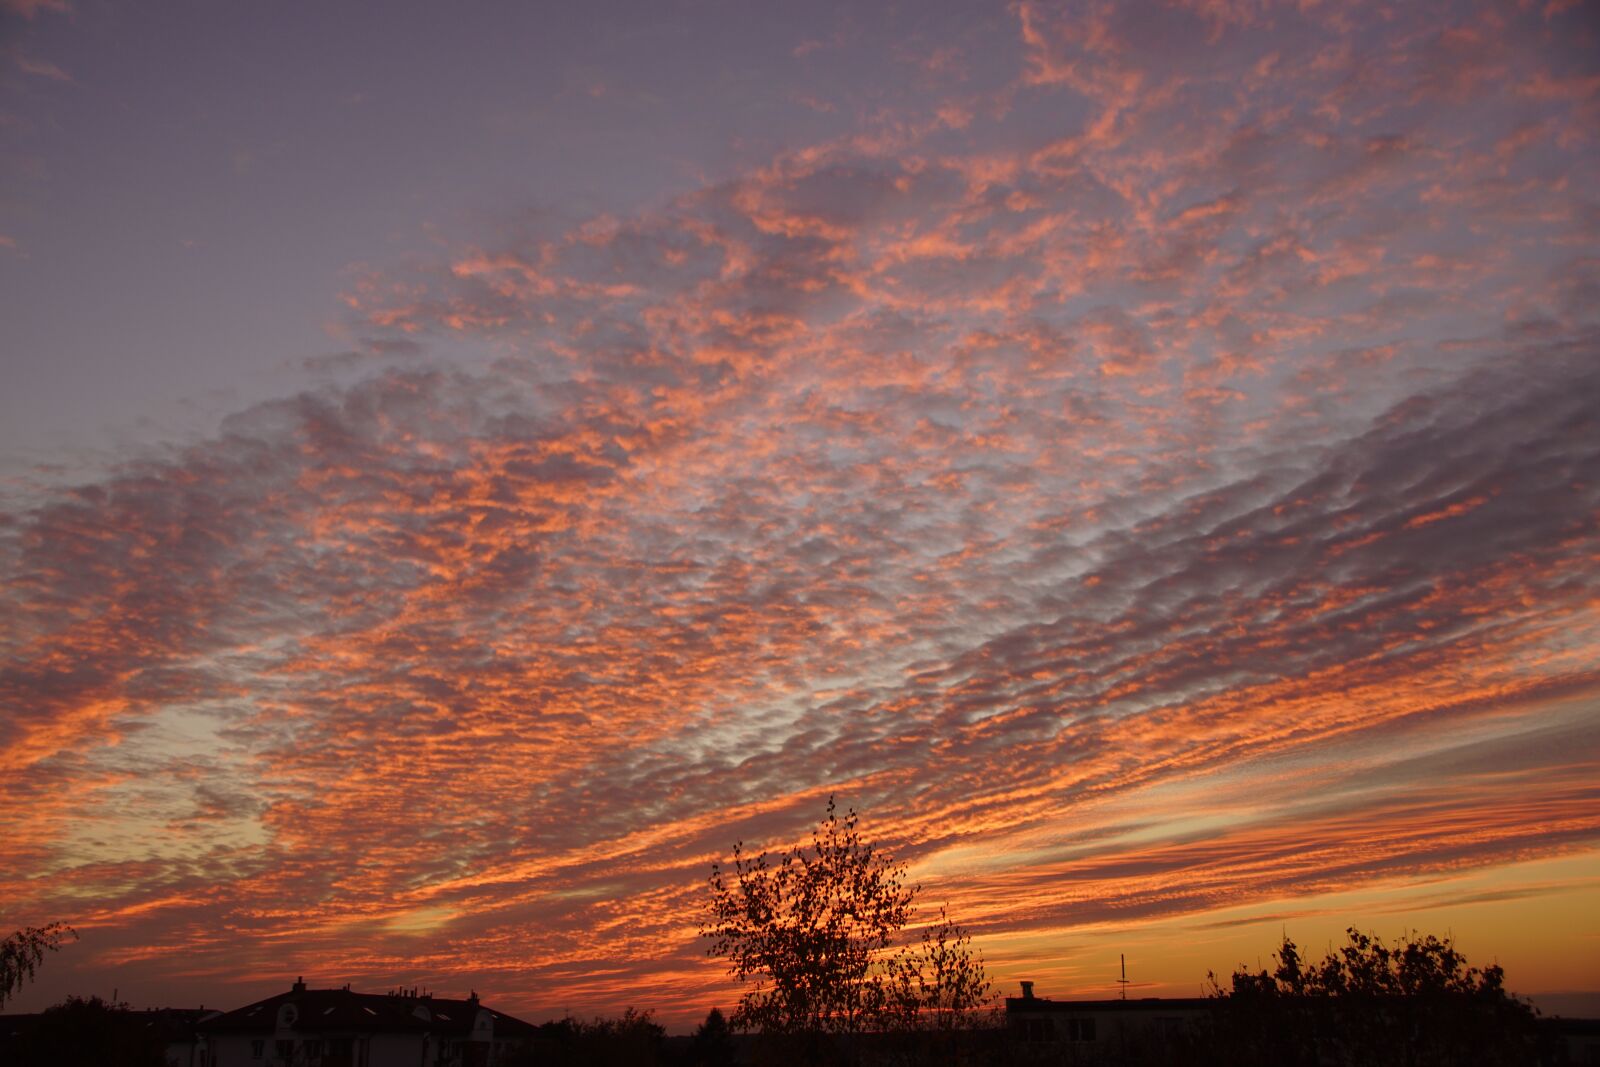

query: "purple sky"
(2, 2), (1019, 475)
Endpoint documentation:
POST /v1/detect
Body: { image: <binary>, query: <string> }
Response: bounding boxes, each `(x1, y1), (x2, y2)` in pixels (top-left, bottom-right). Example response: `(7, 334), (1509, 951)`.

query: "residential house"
(196, 979), (538, 1067)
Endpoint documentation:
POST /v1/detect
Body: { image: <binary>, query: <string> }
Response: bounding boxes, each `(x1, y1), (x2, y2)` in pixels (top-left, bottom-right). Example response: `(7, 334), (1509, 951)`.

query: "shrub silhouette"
(1205, 927), (1538, 1066)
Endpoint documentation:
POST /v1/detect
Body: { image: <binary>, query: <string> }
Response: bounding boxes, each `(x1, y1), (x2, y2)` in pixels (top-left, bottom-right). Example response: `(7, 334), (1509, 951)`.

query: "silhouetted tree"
(4, 995), (167, 1067)
(686, 1006), (736, 1067)
(580, 1007), (667, 1066)
(1205, 927), (1538, 1066)
(0, 923), (74, 1008)
(702, 798), (992, 1062)
(883, 908), (994, 1032)
(703, 798), (917, 1038)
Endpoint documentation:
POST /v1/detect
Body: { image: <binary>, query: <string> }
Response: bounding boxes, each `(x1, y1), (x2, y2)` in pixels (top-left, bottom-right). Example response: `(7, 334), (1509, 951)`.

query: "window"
(1067, 1017), (1097, 1041)
(303, 1038), (321, 1057)
(276, 1039), (294, 1059)
(250, 1039), (264, 1060)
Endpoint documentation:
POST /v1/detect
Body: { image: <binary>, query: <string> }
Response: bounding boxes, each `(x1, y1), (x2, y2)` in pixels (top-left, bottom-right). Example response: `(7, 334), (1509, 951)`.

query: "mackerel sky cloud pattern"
(2, 0), (1598, 1023)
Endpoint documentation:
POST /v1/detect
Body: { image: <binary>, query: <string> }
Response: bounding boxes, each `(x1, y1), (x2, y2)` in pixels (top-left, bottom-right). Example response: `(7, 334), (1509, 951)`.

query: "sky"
(2, 0), (1598, 1030)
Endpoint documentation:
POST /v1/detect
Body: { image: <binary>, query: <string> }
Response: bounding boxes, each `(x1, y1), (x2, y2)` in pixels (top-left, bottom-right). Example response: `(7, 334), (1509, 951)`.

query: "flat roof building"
(1006, 982), (1211, 1064)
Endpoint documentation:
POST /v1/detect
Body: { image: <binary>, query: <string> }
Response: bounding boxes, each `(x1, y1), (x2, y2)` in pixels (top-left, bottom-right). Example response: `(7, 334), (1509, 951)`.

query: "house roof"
(198, 986), (538, 1038)
(1006, 996), (1215, 1013)
(134, 1007), (222, 1042)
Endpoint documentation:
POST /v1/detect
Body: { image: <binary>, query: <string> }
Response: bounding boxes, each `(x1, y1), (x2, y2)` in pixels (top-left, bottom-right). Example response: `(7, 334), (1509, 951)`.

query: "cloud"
(14, 53), (69, 80)
(300, 337), (426, 374)
(1, 0), (69, 19)
(5, 328), (1594, 1018)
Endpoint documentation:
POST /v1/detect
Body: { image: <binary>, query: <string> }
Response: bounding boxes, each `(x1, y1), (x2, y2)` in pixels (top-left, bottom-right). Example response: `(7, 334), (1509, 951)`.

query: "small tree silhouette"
(883, 908), (994, 1032)
(701, 797), (991, 1049)
(687, 1006), (736, 1067)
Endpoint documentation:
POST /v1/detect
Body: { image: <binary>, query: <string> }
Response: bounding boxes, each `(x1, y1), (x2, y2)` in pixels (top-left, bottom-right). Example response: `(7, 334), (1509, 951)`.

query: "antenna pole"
(1118, 954), (1130, 1001)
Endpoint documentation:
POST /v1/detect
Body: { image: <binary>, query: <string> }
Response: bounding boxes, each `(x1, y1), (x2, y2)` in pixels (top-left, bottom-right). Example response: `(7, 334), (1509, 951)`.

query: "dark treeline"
(2, 995), (196, 1067)
(500, 1005), (1005, 1067)
(489, 929), (1554, 1067)
(0, 928), (1568, 1067)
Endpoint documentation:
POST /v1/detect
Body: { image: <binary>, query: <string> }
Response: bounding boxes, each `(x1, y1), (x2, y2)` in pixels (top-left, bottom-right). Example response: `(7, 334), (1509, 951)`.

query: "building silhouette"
(1006, 981), (1209, 1062)
(197, 979), (537, 1066)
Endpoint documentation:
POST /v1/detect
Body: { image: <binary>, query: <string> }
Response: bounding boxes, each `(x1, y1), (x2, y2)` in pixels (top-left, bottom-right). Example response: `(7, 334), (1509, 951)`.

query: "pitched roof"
(198, 986), (538, 1038)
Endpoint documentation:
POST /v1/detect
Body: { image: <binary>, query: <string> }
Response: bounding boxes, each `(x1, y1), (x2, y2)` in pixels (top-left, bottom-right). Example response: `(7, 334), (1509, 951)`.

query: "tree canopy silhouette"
(1205, 927), (1537, 1067)
(701, 798), (991, 1043)
(3, 995), (168, 1067)
(687, 1006), (736, 1067)
(0, 923), (75, 1009)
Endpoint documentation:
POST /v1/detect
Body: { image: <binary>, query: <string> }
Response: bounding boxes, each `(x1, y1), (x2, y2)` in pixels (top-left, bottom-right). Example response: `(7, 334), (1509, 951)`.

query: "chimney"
(292, 977), (306, 993)
(467, 990), (479, 1007)
(1020, 980), (1035, 1000)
